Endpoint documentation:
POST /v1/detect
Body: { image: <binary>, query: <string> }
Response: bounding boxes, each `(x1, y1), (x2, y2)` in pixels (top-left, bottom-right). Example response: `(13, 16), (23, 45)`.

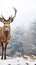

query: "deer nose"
(5, 24), (8, 27)
(6, 26), (7, 27)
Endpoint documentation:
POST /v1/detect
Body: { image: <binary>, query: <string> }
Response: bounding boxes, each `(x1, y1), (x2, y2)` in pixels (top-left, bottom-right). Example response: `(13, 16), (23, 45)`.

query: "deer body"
(0, 25), (11, 59)
(0, 7), (17, 59)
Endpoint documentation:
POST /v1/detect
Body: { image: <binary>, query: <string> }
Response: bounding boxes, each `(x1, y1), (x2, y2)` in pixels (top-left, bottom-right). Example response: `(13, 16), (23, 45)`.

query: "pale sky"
(0, 0), (36, 30)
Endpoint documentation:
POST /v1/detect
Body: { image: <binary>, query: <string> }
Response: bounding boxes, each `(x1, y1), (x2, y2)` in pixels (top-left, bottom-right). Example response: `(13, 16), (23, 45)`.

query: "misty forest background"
(0, 20), (36, 57)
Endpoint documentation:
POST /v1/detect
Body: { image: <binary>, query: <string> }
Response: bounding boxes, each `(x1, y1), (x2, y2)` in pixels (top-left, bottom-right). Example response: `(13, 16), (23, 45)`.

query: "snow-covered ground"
(0, 56), (36, 65)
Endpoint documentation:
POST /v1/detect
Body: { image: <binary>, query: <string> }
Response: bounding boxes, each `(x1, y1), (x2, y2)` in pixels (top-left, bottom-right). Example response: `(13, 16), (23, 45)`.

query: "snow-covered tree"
(8, 26), (25, 57)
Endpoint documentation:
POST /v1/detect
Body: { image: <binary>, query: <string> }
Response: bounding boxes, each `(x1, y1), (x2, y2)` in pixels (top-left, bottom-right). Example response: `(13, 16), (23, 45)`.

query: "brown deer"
(0, 7), (17, 59)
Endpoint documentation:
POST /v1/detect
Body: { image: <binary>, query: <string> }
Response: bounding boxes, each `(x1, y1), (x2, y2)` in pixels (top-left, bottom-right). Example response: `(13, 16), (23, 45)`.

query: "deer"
(0, 7), (17, 59)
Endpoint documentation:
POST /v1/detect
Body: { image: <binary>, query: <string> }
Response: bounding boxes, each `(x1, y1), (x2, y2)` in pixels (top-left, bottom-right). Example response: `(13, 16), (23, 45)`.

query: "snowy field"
(0, 56), (36, 65)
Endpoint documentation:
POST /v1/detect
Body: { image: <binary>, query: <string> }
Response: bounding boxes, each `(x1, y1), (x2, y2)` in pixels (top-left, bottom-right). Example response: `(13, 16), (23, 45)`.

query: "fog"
(0, 0), (36, 56)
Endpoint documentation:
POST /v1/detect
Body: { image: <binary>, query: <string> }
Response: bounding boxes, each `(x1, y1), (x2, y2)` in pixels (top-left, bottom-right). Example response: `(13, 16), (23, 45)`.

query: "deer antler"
(1, 14), (4, 19)
(12, 7), (17, 18)
(1, 14), (6, 21)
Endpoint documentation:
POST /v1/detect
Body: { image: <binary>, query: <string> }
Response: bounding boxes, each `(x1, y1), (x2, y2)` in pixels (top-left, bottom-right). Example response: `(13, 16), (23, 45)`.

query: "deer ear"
(8, 16), (14, 23)
(10, 16), (14, 22)
(0, 14), (3, 23)
(0, 17), (3, 22)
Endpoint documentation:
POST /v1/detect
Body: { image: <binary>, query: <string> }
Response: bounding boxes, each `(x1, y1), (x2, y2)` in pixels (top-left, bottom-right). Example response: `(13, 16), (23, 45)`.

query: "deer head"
(0, 7), (17, 33)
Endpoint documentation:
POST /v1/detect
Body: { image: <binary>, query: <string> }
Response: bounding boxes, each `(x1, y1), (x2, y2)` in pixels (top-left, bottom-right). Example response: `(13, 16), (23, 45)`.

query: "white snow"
(0, 56), (36, 65)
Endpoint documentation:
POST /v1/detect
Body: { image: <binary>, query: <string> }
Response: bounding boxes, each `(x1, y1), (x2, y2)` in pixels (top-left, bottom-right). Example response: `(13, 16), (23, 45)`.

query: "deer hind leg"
(1, 42), (4, 59)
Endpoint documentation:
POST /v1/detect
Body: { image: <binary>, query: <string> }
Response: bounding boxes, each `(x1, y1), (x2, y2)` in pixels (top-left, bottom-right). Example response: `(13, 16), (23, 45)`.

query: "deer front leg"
(4, 42), (8, 59)
(4, 47), (6, 59)
(1, 43), (4, 59)
(1, 46), (3, 59)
